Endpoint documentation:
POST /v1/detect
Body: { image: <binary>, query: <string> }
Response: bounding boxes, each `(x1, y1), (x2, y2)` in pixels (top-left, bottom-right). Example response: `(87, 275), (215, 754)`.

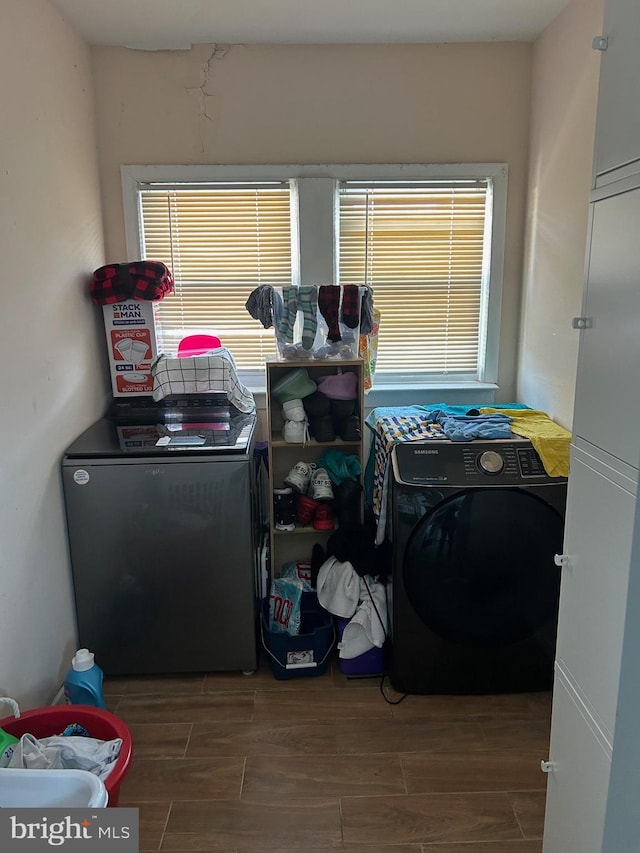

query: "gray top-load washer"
(62, 395), (259, 676)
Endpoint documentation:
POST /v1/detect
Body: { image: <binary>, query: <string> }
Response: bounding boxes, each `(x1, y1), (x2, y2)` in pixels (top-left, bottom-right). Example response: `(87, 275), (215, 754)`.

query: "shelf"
(271, 436), (361, 448)
(266, 355), (363, 368)
(274, 525), (335, 535)
(266, 357), (364, 580)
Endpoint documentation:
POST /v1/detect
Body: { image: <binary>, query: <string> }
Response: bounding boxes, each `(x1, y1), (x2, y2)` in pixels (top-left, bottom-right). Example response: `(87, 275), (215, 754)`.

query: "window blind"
(138, 183), (293, 369)
(338, 181), (490, 377)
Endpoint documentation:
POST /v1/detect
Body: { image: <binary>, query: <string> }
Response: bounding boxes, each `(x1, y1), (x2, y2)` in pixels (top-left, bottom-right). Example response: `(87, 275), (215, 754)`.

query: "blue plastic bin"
(261, 596), (335, 680)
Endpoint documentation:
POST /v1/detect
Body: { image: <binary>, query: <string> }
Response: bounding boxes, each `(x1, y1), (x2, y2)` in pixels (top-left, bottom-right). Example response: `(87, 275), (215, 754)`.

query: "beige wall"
(0, 11), (600, 704)
(518, 0), (604, 427)
(0, 0), (106, 706)
(92, 42), (532, 401)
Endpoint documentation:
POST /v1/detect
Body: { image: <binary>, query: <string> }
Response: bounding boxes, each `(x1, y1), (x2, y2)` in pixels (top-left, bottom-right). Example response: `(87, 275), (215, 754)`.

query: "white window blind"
(338, 180), (491, 377)
(138, 182), (293, 369)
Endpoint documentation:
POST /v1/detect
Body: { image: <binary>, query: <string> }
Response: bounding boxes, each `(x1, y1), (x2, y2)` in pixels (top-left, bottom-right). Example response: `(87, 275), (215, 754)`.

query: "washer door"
(403, 487), (563, 647)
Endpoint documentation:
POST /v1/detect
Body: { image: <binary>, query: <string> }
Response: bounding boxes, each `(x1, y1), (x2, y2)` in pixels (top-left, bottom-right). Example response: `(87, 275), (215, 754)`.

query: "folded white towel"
(338, 578), (388, 659)
(317, 556), (359, 618)
(8, 734), (122, 781)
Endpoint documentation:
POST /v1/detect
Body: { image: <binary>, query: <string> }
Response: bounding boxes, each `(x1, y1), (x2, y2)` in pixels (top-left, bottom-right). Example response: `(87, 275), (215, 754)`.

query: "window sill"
(363, 382), (499, 410)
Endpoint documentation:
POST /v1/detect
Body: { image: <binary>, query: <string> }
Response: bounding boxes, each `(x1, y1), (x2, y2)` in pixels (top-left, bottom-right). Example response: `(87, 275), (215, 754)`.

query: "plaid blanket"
(91, 261), (174, 305)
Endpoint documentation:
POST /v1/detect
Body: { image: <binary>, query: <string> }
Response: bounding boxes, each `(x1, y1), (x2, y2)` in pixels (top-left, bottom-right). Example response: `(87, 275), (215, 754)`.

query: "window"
(338, 181), (491, 377)
(122, 164), (507, 389)
(136, 181), (293, 372)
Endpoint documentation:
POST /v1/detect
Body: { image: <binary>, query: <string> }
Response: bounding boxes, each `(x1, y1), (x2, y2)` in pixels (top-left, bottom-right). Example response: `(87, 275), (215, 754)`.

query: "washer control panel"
(393, 439), (564, 486)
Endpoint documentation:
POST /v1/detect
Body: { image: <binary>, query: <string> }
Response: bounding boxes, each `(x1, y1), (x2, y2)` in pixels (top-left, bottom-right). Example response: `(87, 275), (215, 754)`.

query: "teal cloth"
(316, 450), (362, 484)
(364, 402), (529, 434)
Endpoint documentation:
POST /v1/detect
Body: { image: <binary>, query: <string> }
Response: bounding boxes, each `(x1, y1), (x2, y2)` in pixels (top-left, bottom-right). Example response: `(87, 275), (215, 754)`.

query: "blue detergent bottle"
(63, 648), (107, 709)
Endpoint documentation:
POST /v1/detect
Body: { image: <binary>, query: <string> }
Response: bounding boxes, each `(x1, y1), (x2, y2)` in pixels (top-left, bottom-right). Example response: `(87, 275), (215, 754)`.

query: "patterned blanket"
(369, 413), (445, 543)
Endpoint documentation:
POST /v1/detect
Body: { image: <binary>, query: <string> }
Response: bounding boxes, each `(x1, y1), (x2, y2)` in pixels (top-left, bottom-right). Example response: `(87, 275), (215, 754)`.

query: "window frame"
(121, 163), (507, 393)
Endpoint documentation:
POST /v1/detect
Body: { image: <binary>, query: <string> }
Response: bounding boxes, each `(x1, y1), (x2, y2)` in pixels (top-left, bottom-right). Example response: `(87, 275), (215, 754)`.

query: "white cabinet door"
(543, 671), (611, 853)
(555, 445), (636, 743)
(593, 0), (640, 181)
(572, 189), (640, 468)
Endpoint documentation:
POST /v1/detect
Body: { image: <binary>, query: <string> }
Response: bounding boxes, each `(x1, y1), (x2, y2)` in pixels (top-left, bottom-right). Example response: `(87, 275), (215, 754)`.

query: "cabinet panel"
(543, 672), (611, 853)
(601, 488), (640, 852)
(555, 447), (636, 742)
(593, 0), (640, 181)
(63, 457), (258, 675)
(572, 189), (640, 467)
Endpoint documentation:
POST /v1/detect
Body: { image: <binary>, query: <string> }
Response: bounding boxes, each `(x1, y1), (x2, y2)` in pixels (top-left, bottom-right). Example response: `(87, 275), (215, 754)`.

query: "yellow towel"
(481, 408), (571, 478)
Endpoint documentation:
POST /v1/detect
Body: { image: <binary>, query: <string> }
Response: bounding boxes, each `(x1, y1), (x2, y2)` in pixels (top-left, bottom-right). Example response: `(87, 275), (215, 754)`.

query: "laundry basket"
(261, 596), (335, 680)
(0, 705), (133, 807)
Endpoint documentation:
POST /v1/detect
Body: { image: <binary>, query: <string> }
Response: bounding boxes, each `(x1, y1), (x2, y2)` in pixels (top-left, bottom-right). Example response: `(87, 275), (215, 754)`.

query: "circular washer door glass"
(403, 487), (564, 647)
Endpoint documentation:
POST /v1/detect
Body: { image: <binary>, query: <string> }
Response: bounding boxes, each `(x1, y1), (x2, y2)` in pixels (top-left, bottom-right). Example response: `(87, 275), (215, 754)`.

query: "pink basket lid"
(177, 334), (222, 357)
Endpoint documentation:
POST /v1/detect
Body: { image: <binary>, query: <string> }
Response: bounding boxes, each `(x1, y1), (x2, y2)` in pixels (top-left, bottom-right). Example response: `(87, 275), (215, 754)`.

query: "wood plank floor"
(106, 660), (551, 852)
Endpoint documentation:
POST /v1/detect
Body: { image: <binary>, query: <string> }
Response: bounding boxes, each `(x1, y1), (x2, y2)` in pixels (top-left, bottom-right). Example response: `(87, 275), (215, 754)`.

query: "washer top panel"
(392, 438), (566, 487)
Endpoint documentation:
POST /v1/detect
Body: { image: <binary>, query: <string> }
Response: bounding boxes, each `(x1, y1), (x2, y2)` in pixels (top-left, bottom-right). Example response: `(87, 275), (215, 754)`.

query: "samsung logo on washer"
(414, 449), (439, 455)
(0, 809), (138, 851)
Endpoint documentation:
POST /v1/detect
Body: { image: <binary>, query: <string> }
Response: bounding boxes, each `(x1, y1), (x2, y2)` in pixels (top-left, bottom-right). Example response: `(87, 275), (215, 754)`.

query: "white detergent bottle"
(63, 648), (107, 709)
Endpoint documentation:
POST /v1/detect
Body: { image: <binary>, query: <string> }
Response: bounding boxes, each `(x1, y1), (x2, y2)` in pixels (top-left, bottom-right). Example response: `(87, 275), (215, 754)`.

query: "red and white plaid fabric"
(90, 261), (174, 305)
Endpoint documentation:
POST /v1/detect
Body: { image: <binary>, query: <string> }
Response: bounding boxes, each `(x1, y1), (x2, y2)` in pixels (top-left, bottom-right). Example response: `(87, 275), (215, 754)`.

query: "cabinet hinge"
(541, 760), (557, 774)
(592, 35), (608, 51)
(572, 317), (593, 330)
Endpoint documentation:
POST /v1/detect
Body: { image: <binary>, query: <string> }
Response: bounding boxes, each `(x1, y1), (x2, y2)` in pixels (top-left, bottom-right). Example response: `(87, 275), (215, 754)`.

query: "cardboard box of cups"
(102, 300), (158, 396)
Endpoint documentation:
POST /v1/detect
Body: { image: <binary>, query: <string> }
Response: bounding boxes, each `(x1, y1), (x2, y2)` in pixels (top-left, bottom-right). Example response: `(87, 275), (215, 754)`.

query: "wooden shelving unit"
(265, 357), (364, 578)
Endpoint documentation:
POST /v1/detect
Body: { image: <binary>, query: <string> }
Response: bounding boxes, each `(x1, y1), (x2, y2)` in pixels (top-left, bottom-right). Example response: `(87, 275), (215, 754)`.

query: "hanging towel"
(481, 408), (571, 477)
(358, 305), (380, 392)
(359, 286), (376, 336)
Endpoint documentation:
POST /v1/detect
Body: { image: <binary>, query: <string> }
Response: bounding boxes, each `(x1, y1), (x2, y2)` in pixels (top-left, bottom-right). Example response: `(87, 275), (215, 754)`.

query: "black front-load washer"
(390, 438), (567, 695)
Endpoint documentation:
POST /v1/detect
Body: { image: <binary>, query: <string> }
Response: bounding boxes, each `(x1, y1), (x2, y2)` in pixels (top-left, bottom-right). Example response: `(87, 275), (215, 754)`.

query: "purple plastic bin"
(337, 617), (386, 677)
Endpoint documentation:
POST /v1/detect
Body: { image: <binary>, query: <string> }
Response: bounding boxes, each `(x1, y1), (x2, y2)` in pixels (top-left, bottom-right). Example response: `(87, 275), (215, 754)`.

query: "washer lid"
(392, 439), (565, 486)
(64, 412), (256, 458)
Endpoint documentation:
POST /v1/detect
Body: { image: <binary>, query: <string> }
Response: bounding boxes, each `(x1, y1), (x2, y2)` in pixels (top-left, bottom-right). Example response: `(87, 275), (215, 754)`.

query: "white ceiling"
(49, 0), (570, 51)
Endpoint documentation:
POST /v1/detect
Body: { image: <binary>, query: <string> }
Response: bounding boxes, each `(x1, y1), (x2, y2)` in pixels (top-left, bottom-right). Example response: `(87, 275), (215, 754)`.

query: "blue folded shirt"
(429, 409), (513, 442)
